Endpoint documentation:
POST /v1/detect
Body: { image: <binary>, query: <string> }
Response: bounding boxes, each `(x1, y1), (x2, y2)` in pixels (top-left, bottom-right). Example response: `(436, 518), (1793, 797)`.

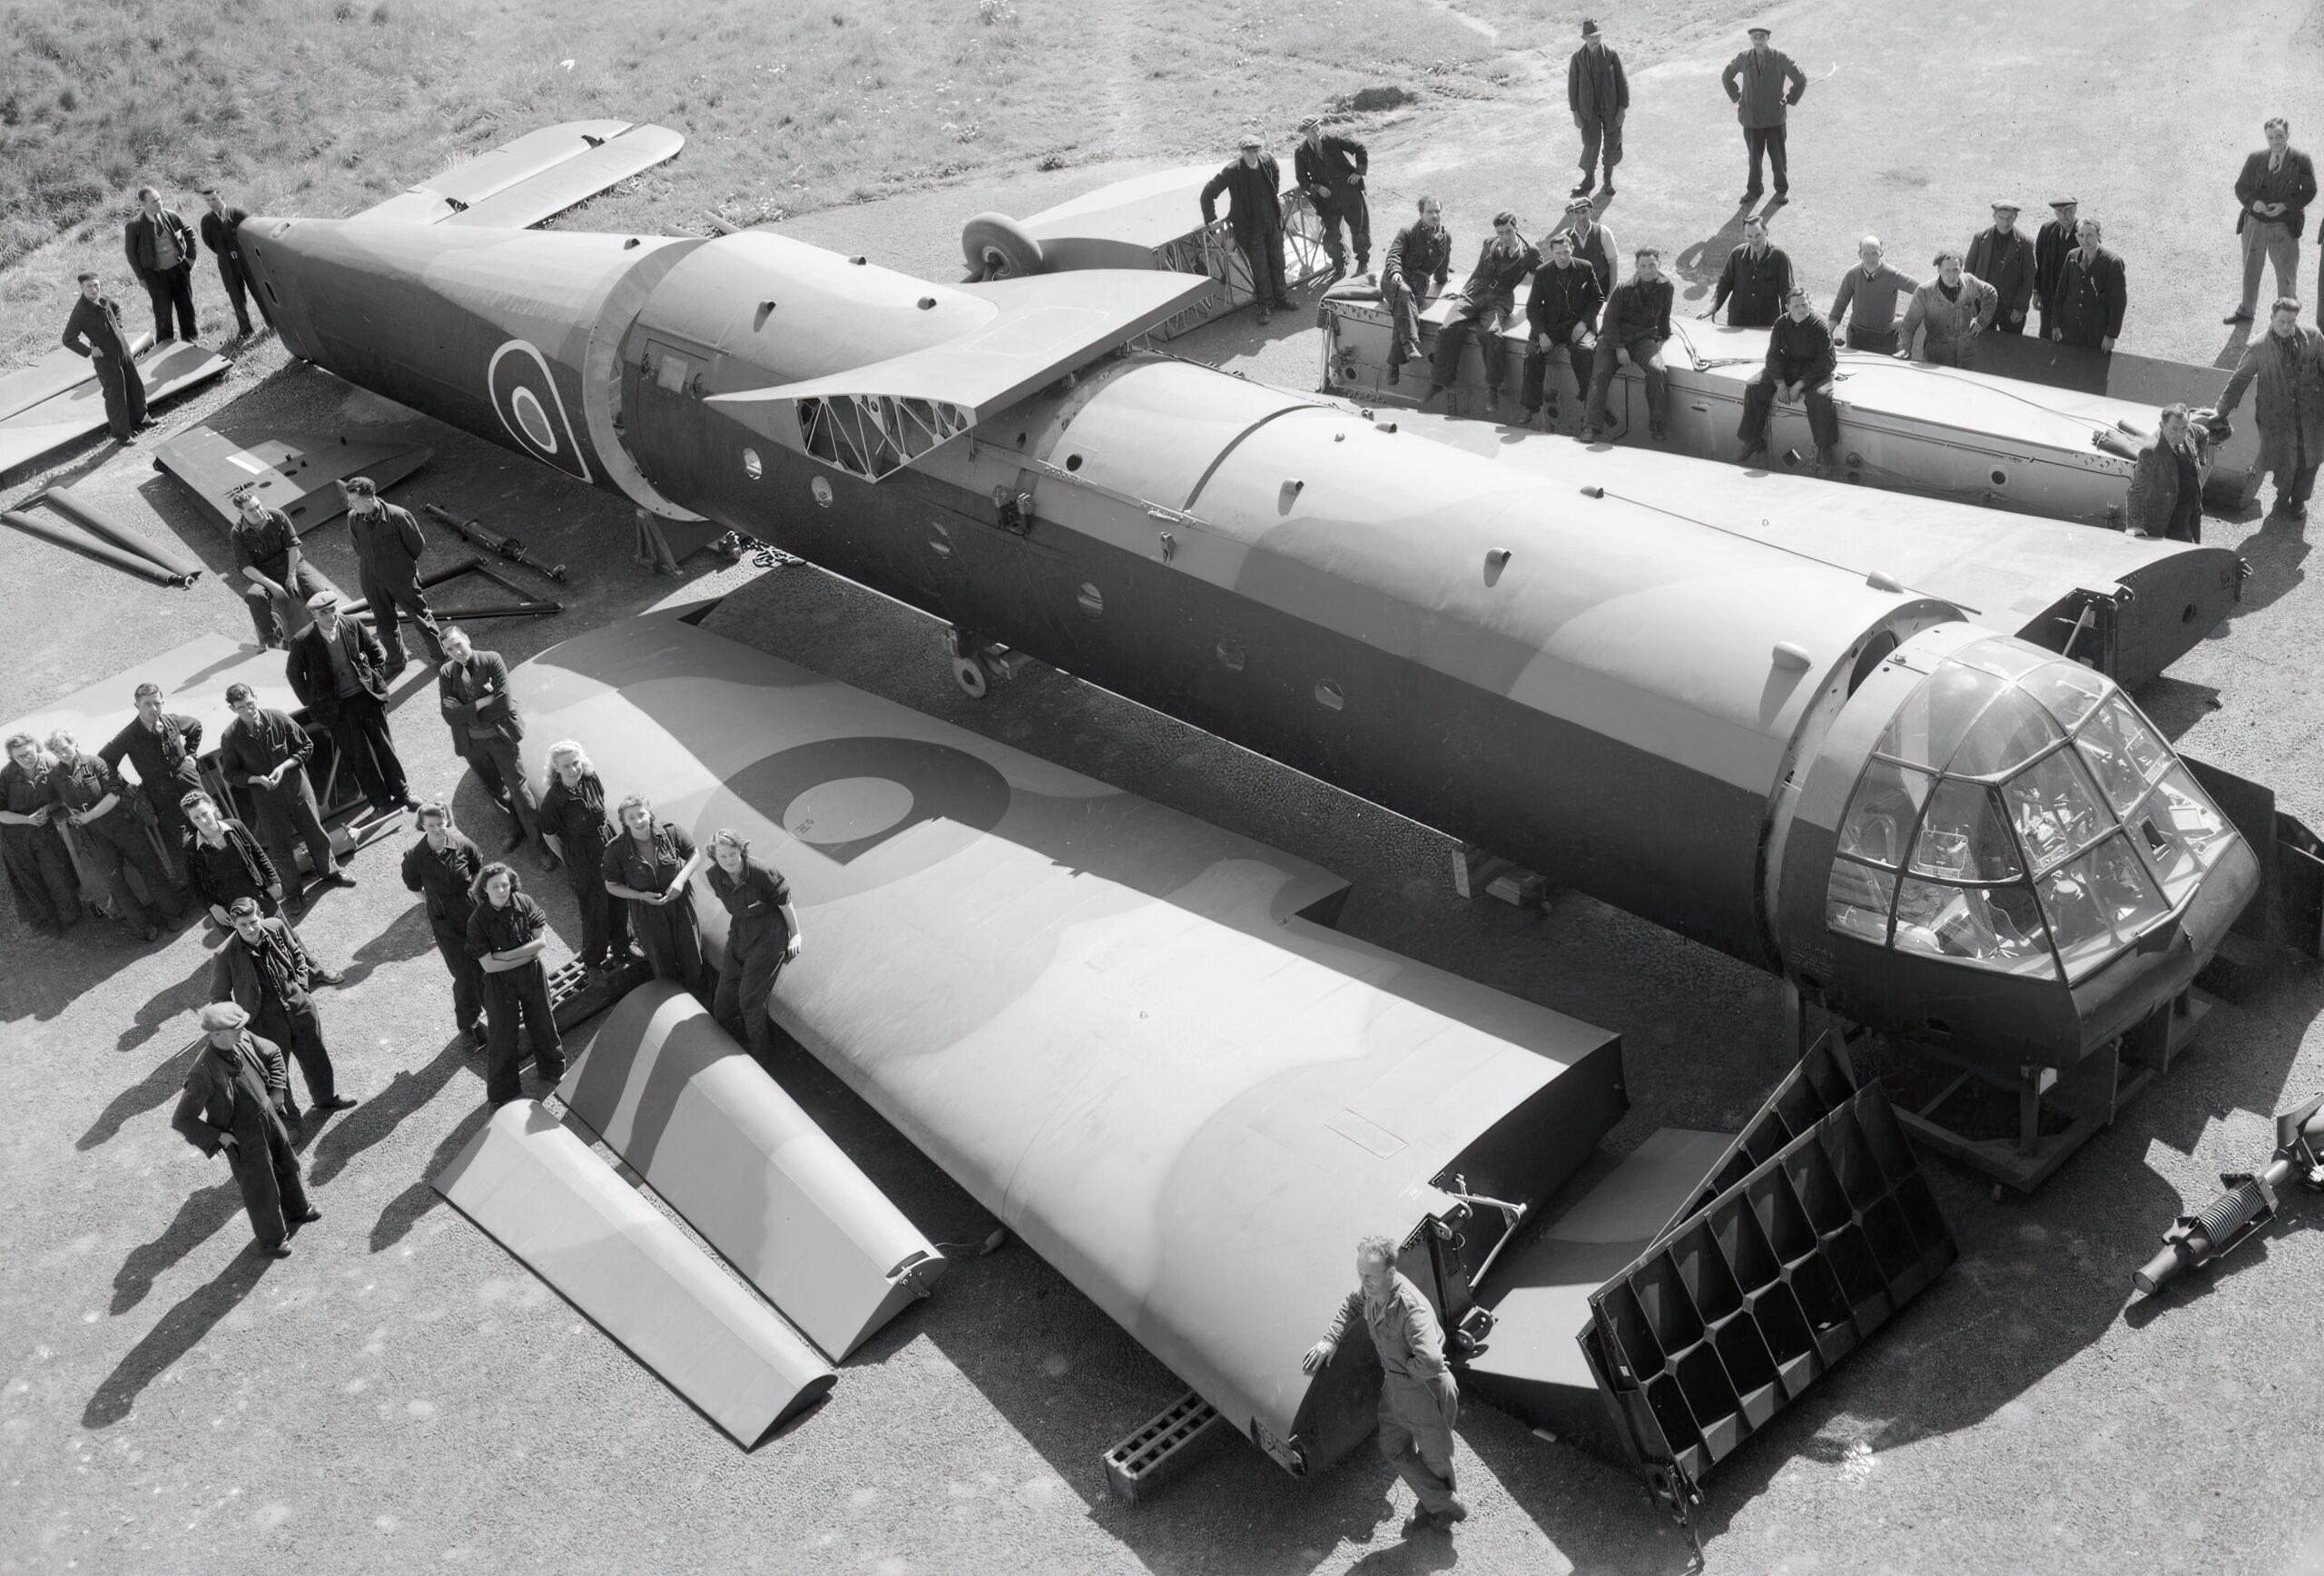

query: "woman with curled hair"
(537, 741), (625, 972)
(1, 732), (81, 933)
(601, 793), (706, 997)
(180, 789), (286, 927)
(704, 828), (803, 1058)
(465, 860), (564, 1105)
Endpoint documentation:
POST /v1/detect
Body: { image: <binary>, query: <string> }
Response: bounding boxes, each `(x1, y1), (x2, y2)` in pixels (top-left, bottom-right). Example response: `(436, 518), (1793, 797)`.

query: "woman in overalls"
(600, 793), (706, 998)
(704, 828), (802, 1058)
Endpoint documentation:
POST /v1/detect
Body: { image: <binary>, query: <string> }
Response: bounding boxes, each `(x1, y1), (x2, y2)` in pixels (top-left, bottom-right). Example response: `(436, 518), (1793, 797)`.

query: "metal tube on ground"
(40, 487), (204, 584)
(3, 509), (190, 586)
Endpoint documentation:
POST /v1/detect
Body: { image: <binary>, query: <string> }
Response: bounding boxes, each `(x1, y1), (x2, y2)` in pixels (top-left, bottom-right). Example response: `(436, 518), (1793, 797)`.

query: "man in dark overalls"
(60, 273), (149, 443)
(173, 1002), (316, 1259)
(1201, 133), (1290, 325)
(99, 682), (203, 875)
(1294, 116), (1369, 283)
(1305, 1234), (1468, 1538)
(342, 477), (444, 676)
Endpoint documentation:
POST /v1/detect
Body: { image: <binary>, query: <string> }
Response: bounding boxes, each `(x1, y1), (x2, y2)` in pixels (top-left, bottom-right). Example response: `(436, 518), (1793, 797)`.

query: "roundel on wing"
(696, 736), (1011, 900)
(487, 340), (593, 483)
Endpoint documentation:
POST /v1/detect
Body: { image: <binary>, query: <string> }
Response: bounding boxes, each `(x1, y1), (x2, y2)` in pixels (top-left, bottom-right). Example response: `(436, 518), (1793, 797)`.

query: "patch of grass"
(0, 0), (1738, 370)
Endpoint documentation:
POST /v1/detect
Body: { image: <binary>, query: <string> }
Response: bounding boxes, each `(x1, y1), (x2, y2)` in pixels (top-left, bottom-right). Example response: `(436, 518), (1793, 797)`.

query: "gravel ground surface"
(5, 2), (2324, 1573)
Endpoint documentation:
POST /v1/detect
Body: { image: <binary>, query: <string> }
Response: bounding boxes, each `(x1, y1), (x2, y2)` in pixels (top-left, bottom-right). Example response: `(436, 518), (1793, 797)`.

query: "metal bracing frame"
(795, 392), (971, 482)
(1147, 190), (1336, 340)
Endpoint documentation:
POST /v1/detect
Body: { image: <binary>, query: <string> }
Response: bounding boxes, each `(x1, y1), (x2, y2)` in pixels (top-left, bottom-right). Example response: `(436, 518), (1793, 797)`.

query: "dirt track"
(5, 3), (2324, 1573)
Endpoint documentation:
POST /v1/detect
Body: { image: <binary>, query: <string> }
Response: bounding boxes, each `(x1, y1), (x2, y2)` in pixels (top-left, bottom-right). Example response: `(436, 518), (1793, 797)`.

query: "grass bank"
(1, 0), (1542, 368)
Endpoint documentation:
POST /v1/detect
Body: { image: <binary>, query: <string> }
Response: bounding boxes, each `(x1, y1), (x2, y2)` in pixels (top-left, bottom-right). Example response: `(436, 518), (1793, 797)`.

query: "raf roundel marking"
(811, 476), (834, 507)
(486, 339), (593, 485)
(510, 387), (557, 454)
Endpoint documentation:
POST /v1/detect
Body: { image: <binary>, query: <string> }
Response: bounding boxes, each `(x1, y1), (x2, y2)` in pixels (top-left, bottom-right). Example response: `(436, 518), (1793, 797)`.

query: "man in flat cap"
(1738, 284), (1841, 474)
(1202, 133), (1291, 326)
(2230, 118), (2316, 327)
(286, 590), (414, 818)
(1295, 116), (1370, 284)
(343, 475), (444, 676)
(2034, 198), (2080, 341)
(1827, 236), (1918, 355)
(1556, 195), (1620, 296)
(1720, 25), (1807, 206)
(1568, 20), (1629, 199)
(172, 1001), (317, 1259)
(1965, 202), (2035, 336)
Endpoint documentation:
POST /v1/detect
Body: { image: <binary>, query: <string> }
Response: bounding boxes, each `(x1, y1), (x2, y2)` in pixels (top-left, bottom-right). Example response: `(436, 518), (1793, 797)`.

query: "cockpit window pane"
(1875, 662), (2004, 771)
(2002, 750), (2110, 874)
(1837, 761), (1931, 868)
(2129, 765), (2235, 903)
(2073, 694), (2172, 816)
(1826, 859), (1896, 942)
(1951, 636), (2054, 683)
(2035, 836), (2171, 977)
(1891, 877), (2056, 976)
(1909, 780), (2024, 882)
(1945, 685), (2064, 778)
(2020, 661), (2109, 730)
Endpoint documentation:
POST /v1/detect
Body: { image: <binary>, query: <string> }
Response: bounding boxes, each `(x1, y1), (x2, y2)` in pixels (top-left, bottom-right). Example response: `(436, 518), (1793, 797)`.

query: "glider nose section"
(1776, 624), (2256, 1070)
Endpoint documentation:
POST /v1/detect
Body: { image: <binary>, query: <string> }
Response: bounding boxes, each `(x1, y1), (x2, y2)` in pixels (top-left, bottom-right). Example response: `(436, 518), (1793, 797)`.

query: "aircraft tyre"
(951, 652), (992, 699)
(960, 212), (1046, 281)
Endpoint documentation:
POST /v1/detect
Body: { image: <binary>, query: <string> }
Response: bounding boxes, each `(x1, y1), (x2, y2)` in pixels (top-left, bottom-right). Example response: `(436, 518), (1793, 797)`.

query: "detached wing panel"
(434, 1099), (835, 1445)
(0, 342), (228, 476)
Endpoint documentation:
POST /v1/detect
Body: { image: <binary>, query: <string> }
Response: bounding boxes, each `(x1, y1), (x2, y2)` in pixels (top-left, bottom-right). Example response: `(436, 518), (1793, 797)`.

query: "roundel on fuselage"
(487, 340), (593, 484)
(694, 736), (1012, 901)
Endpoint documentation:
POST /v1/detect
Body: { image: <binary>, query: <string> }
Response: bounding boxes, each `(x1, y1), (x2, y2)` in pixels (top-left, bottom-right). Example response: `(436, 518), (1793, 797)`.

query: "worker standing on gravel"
(2048, 217), (2127, 352)
(1720, 25), (1807, 206)
(1200, 133), (1290, 326)
(1899, 251), (1999, 367)
(60, 274), (149, 444)
(1294, 116), (1369, 284)
(342, 477), (445, 676)
(1567, 19), (1628, 199)
(1827, 236), (1918, 354)
(1304, 1235), (1468, 1540)
(123, 186), (199, 346)
(173, 1002), (315, 1260)
(1707, 213), (1793, 329)
(1965, 202), (2035, 337)
(2217, 297), (2324, 524)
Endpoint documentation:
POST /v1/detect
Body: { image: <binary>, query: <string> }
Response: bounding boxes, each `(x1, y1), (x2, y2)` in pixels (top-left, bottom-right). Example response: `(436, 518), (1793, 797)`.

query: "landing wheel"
(951, 652), (991, 699)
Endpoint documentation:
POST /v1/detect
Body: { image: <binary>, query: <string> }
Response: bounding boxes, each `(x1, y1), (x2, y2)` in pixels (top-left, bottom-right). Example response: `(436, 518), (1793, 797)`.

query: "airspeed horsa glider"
(232, 157), (2262, 1118)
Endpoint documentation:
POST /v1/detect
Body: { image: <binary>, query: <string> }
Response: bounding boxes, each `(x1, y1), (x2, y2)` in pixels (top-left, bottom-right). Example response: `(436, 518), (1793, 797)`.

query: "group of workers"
(7, 472), (805, 1262)
(61, 183), (265, 447)
(1198, 63), (2324, 545)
